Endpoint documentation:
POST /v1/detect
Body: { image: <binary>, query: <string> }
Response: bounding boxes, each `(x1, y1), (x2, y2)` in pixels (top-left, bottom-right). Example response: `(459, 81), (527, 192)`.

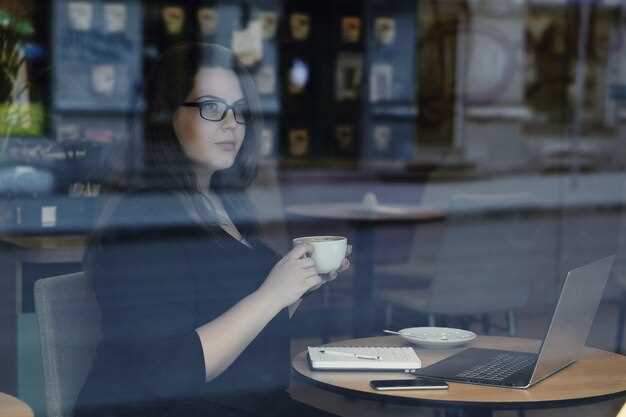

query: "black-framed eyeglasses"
(181, 98), (249, 124)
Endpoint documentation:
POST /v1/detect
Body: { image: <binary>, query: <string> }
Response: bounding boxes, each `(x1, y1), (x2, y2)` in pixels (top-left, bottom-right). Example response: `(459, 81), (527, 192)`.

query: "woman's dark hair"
(113, 43), (263, 240)
(142, 42), (261, 195)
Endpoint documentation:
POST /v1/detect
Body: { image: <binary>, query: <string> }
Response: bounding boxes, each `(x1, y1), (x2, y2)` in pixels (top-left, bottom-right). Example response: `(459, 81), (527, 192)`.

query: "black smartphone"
(370, 377), (449, 391)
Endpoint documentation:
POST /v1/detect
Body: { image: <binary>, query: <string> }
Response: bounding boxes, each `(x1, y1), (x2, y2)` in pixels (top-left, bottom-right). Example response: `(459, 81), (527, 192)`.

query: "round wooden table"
(292, 336), (626, 412)
(0, 393), (33, 417)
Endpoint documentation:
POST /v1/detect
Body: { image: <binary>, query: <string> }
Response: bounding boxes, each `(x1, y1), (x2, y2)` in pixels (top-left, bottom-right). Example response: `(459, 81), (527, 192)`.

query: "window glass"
(2, 1), (626, 416)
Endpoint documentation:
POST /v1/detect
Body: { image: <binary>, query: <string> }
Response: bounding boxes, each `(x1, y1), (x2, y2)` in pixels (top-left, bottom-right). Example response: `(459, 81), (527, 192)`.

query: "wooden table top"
(0, 393), (33, 417)
(0, 235), (87, 263)
(1, 235), (87, 250)
(286, 203), (446, 222)
(292, 336), (626, 409)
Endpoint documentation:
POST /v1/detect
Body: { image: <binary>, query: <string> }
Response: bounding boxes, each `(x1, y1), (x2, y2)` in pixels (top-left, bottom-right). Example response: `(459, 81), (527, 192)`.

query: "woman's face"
(173, 67), (246, 172)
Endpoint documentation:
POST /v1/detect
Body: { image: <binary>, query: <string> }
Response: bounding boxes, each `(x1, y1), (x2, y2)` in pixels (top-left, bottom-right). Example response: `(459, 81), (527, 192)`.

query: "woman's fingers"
(289, 243), (314, 260)
(340, 245), (352, 272)
(338, 257), (350, 272)
(299, 257), (316, 269)
(306, 274), (323, 289)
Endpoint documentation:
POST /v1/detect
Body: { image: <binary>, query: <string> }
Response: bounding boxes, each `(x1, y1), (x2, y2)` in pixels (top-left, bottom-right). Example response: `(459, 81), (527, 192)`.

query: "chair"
(34, 272), (102, 417)
(612, 215), (626, 353)
(378, 193), (538, 336)
(374, 220), (445, 293)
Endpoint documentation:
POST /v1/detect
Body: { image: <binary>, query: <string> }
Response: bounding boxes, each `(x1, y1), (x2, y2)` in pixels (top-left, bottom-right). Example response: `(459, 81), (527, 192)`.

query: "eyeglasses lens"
(200, 101), (225, 121)
(199, 101), (247, 124)
(233, 103), (248, 124)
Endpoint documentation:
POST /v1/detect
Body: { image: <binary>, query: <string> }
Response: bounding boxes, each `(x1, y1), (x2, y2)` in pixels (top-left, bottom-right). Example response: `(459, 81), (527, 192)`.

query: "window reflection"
(0, 1), (625, 417)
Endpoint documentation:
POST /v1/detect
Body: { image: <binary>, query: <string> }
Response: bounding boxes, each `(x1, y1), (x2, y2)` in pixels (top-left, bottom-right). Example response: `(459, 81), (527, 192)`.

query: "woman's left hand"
(309, 244), (352, 291)
(289, 245), (352, 317)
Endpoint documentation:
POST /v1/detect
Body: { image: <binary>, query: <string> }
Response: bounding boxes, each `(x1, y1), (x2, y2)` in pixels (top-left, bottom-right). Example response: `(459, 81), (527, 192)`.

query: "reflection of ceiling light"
(289, 59), (309, 89)
(472, 0), (526, 15)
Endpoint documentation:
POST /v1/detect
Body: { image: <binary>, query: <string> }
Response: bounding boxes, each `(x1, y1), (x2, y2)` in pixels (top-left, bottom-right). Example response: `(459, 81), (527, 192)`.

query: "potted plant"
(0, 4), (41, 155)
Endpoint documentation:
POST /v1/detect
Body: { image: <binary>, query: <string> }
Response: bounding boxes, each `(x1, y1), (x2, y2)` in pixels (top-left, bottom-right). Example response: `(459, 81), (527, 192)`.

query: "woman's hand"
(258, 244), (322, 309)
(287, 244), (352, 318)
(306, 244), (352, 293)
(327, 243), (352, 282)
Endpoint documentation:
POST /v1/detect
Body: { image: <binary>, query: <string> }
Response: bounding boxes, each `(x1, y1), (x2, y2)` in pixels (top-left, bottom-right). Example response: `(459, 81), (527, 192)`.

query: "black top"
(74, 193), (292, 417)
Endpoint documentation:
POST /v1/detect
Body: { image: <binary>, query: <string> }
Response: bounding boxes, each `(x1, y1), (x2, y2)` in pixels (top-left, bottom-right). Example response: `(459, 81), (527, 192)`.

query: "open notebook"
(307, 346), (421, 372)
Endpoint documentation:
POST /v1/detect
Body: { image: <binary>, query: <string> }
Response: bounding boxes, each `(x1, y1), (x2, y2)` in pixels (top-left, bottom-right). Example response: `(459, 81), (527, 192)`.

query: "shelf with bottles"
(51, 0), (143, 113)
(358, 1), (419, 161)
(144, 1), (275, 55)
(142, 7), (276, 111)
(281, 2), (315, 47)
(279, 0), (317, 120)
(364, 0), (417, 103)
(331, 3), (366, 102)
(333, 1), (366, 54)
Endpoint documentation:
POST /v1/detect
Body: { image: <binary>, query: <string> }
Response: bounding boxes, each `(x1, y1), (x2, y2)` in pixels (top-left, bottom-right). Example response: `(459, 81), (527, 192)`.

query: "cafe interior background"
(2, 0), (626, 415)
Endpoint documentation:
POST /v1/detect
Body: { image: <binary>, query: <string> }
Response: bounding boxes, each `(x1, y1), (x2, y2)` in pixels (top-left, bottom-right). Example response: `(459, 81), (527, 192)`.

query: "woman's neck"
(194, 166), (214, 193)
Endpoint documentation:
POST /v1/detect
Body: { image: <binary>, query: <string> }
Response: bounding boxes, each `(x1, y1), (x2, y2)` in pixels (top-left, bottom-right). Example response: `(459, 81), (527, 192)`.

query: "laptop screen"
(529, 255), (615, 386)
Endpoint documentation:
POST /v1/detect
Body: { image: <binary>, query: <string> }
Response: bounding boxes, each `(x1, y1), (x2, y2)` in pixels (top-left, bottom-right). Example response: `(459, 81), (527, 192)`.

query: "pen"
(319, 349), (381, 360)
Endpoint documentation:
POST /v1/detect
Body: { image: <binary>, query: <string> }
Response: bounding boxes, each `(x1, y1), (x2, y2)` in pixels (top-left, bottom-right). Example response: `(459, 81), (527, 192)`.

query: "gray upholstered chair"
(378, 193), (539, 335)
(34, 272), (102, 417)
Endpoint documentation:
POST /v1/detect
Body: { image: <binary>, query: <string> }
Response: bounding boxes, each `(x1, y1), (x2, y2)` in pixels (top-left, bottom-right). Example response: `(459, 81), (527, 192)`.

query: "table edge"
(291, 366), (626, 410)
(291, 337), (626, 409)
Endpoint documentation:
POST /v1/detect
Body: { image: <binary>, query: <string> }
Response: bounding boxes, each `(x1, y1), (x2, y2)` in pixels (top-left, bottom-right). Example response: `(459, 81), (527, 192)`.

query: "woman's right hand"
(258, 244), (322, 309)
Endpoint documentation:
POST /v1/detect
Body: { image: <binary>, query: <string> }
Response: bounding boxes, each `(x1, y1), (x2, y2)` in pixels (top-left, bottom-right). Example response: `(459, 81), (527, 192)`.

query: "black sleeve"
(85, 198), (206, 401)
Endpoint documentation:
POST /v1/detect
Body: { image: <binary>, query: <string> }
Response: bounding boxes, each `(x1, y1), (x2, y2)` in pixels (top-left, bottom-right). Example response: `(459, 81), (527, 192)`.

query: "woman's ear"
(172, 108), (183, 137)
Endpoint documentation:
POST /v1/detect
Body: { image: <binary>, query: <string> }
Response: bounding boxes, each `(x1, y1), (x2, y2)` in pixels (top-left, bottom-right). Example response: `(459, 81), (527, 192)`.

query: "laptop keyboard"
(455, 352), (536, 382)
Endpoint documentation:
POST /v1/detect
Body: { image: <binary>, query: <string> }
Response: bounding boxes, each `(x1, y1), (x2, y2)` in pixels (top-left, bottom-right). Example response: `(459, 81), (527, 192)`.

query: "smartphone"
(370, 377), (449, 391)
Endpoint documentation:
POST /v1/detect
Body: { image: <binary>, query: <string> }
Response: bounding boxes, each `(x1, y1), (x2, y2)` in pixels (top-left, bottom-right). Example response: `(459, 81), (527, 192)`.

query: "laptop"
(413, 255), (615, 389)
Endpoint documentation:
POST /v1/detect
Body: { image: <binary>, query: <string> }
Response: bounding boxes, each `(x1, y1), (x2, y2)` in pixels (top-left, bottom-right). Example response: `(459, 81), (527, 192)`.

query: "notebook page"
(308, 346), (421, 370)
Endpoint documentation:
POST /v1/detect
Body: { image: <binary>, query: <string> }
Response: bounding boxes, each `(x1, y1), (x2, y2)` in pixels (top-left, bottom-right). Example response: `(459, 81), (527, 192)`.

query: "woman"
(74, 43), (349, 417)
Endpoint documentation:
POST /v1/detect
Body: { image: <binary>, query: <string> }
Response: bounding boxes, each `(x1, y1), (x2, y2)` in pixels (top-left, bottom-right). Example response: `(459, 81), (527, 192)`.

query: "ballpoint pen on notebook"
(319, 349), (381, 360)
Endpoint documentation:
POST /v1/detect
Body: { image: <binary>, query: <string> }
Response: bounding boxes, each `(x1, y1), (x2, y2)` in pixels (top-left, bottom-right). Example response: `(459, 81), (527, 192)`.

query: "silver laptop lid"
(528, 255), (615, 387)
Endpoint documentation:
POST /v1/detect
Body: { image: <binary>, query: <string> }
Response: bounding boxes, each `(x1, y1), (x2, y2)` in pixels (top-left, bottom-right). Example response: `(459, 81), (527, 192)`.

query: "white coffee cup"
(293, 235), (348, 274)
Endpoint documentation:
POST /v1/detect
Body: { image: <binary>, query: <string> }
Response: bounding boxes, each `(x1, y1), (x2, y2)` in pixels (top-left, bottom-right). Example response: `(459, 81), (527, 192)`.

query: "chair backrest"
(34, 272), (102, 417)
(428, 193), (539, 315)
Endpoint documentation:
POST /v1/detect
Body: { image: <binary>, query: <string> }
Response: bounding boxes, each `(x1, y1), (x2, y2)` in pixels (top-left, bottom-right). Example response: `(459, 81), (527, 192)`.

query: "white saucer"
(397, 327), (477, 349)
